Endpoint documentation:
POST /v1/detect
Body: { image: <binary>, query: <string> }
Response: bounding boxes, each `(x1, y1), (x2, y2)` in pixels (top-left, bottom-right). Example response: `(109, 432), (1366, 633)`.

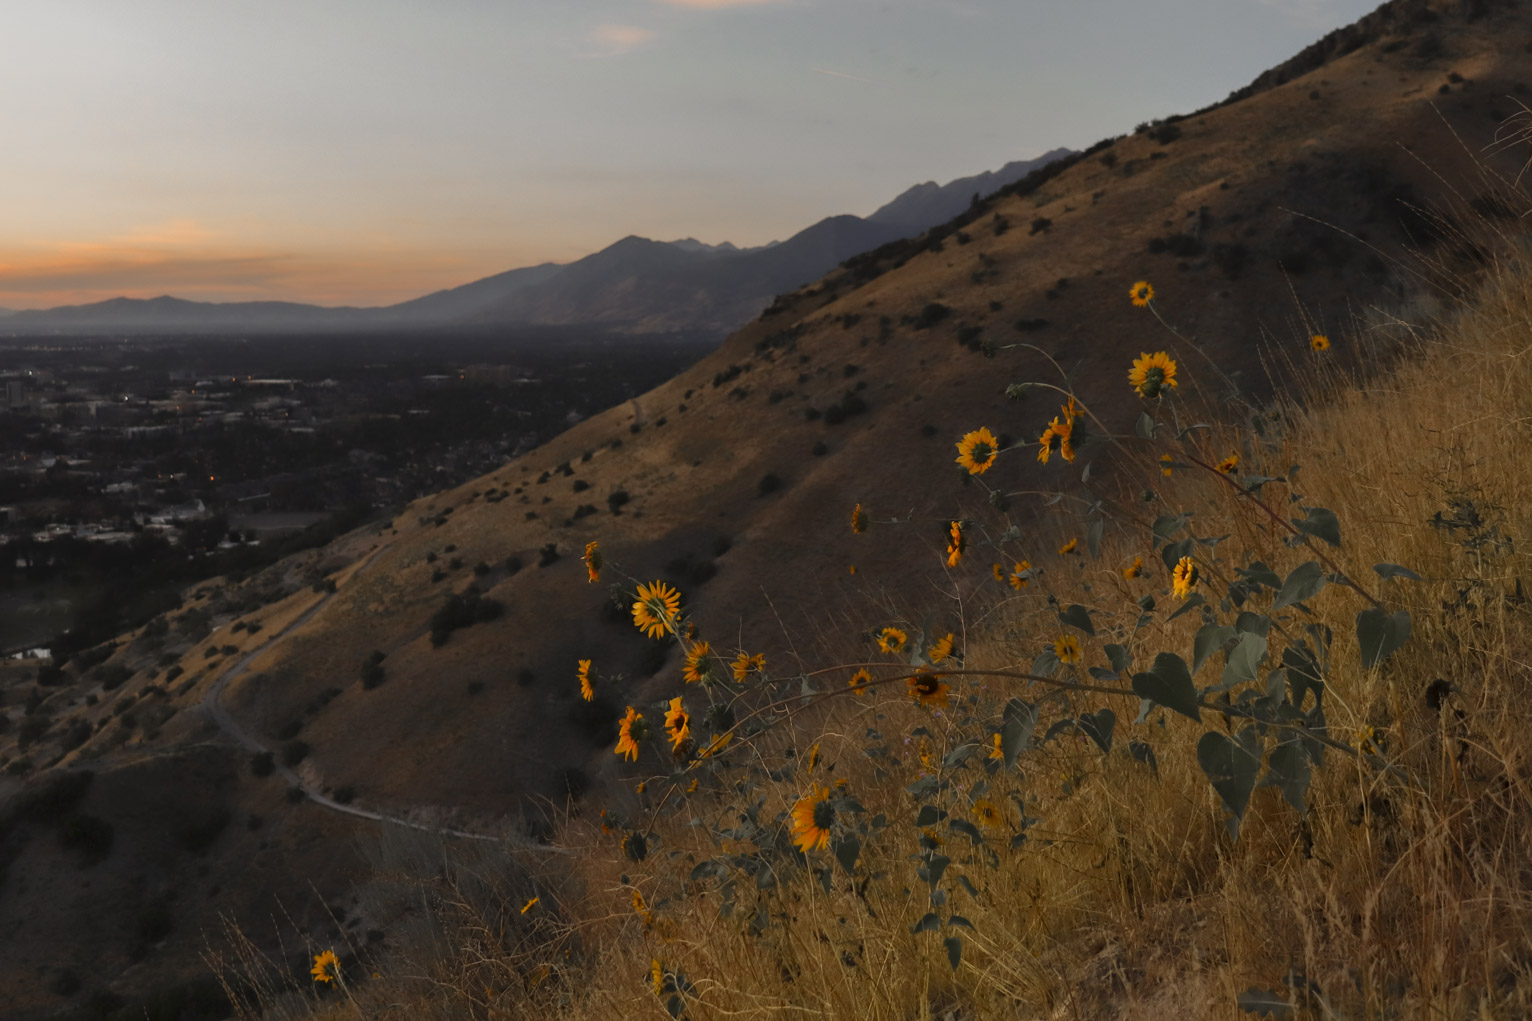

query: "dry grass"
(240, 247), (1532, 1021)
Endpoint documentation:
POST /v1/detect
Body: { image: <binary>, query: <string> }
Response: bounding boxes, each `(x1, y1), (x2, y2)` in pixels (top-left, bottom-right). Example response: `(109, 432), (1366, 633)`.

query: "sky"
(0, 0), (1381, 310)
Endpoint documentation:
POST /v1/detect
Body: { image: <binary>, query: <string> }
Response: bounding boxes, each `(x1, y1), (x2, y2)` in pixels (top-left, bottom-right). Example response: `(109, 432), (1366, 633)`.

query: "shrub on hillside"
(429, 591), (505, 647)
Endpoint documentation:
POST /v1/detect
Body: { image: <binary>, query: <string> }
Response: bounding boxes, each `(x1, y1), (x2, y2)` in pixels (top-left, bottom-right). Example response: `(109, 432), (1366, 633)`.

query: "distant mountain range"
(0, 149), (1072, 337)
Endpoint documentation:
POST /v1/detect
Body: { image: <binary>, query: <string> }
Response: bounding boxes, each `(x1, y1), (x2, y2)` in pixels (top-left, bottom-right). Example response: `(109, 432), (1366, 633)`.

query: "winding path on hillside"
(200, 542), (558, 850)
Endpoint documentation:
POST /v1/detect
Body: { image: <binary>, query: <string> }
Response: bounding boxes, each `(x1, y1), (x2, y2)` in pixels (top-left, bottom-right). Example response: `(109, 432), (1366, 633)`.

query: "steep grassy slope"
(3, 0), (1531, 1012)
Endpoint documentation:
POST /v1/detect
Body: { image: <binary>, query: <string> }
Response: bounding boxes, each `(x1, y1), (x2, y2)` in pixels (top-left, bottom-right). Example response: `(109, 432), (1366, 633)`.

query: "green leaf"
(1086, 518), (1104, 559)
(1197, 728), (1262, 840)
(1234, 611), (1271, 637)
(1236, 988), (1295, 1018)
(1291, 506), (1341, 547)
(949, 914), (974, 929)
(1167, 593), (1205, 622)
(916, 805), (947, 827)
(832, 834), (860, 874)
(945, 936), (963, 970)
(1261, 740), (1311, 813)
(1151, 513), (1188, 542)
(1219, 632), (1268, 691)
(912, 912), (940, 933)
(1161, 536), (1193, 571)
(1282, 645), (1324, 710)
(925, 855), (950, 889)
(1104, 643), (1131, 674)
(1131, 653), (1200, 722)
(1374, 562), (1422, 581)
(1078, 708), (1116, 754)
(1272, 561), (1326, 610)
(1030, 649), (1058, 678)
(1000, 699), (1037, 768)
(948, 819), (983, 845)
(1357, 607), (1411, 669)
(1135, 411), (1156, 439)
(1129, 740), (1158, 775)
(1193, 623), (1236, 675)
(1059, 604), (1095, 636)
(1235, 561), (1282, 590)
(1240, 475), (1281, 494)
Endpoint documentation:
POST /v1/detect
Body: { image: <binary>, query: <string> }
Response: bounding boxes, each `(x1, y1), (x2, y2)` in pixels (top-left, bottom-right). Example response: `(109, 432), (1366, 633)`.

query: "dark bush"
(59, 814), (114, 864)
(429, 591), (506, 646)
(913, 303), (951, 329)
(812, 440), (828, 456)
(286, 785), (306, 803)
(98, 665), (133, 691)
(1150, 122), (1182, 144)
(165, 665), (183, 681)
(757, 473), (783, 497)
(473, 561), (490, 576)
(607, 490), (630, 514)
(59, 720), (92, 752)
(177, 809), (231, 853)
(559, 765), (592, 800)
(505, 555), (524, 574)
(1029, 217), (1052, 235)
(275, 719), (302, 741)
(19, 769), (94, 822)
(36, 664), (66, 687)
(538, 543), (560, 567)
(1013, 318), (1050, 332)
(281, 740), (310, 767)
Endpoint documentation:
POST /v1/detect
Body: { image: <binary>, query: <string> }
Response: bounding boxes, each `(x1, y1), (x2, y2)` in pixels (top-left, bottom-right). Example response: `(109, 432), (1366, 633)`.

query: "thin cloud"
(813, 67), (880, 86)
(586, 23), (657, 57)
(657, 0), (785, 8)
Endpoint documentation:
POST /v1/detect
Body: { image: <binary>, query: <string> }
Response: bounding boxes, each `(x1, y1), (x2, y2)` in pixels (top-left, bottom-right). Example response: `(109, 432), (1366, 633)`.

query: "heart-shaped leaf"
(1197, 728), (1261, 839)
(1059, 603), (1095, 636)
(1131, 652), (1200, 721)
(1291, 506), (1341, 547)
(1273, 561), (1326, 610)
(1193, 623), (1236, 675)
(1078, 708), (1116, 754)
(1218, 632), (1268, 691)
(1357, 607), (1411, 669)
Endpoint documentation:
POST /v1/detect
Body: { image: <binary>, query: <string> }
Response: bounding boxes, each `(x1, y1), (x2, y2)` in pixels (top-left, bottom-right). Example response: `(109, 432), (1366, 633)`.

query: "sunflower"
(955, 427), (1000, 475)
(1160, 453), (1175, 476)
(651, 958), (666, 997)
(577, 659), (594, 702)
(992, 562), (1005, 582)
(1310, 333), (1330, 352)
(1129, 280), (1155, 307)
(1058, 537), (1078, 555)
(1037, 414), (1076, 464)
(686, 777), (698, 793)
(1123, 556), (1143, 580)
(1172, 556), (1199, 598)
(1128, 351), (1178, 399)
(989, 732), (1004, 761)
(1009, 561), (1032, 589)
(877, 627), (907, 654)
(699, 732), (733, 757)
(907, 668), (950, 708)
(663, 696), (691, 754)
(632, 581), (682, 640)
(851, 502), (869, 534)
(732, 650), (765, 683)
(521, 896), (539, 915)
(633, 889), (652, 923)
(615, 706), (645, 762)
(972, 799), (1004, 828)
(928, 632), (956, 664)
(849, 667), (872, 696)
(682, 641), (714, 684)
(1216, 453), (1239, 475)
(1054, 634), (1082, 664)
(582, 541), (602, 583)
(623, 831), (648, 861)
(945, 520), (966, 567)
(790, 783), (835, 853)
(311, 949), (340, 984)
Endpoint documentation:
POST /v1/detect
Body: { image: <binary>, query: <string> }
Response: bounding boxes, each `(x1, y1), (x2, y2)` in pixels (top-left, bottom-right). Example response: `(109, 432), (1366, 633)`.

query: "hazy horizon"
(0, 0), (1378, 311)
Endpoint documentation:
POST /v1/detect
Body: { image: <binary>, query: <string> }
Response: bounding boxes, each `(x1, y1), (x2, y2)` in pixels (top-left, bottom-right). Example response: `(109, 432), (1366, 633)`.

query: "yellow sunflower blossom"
(699, 732), (733, 758)
(1009, 561), (1032, 589)
(955, 427), (1000, 475)
(311, 949), (340, 984)
(1054, 634), (1082, 664)
(1128, 351), (1178, 399)
(1123, 557), (1144, 580)
(1129, 280), (1155, 307)
(876, 627), (907, 654)
(1058, 538), (1078, 555)
(631, 581), (682, 640)
(582, 541), (602, 583)
(851, 502), (869, 534)
(1172, 556), (1199, 598)
(650, 958), (666, 997)
(731, 650), (766, 682)
(686, 777), (698, 793)
(1310, 333), (1330, 352)
(790, 783), (835, 853)
(577, 659), (594, 702)
(907, 668), (950, 709)
(849, 668), (873, 696)
(615, 706), (644, 762)
(1216, 453), (1239, 475)
(992, 562), (1005, 582)
(928, 632), (956, 664)
(663, 696), (691, 754)
(682, 641), (714, 684)
(1037, 414), (1076, 464)
(989, 732), (1004, 761)
(972, 799), (1004, 828)
(945, 520), (966, 567)
(1160, 453), (1174, 476)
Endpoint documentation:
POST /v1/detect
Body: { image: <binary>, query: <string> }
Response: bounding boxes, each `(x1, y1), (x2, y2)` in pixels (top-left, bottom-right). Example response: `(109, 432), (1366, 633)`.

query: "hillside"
(2, 0), (1530, 1013)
